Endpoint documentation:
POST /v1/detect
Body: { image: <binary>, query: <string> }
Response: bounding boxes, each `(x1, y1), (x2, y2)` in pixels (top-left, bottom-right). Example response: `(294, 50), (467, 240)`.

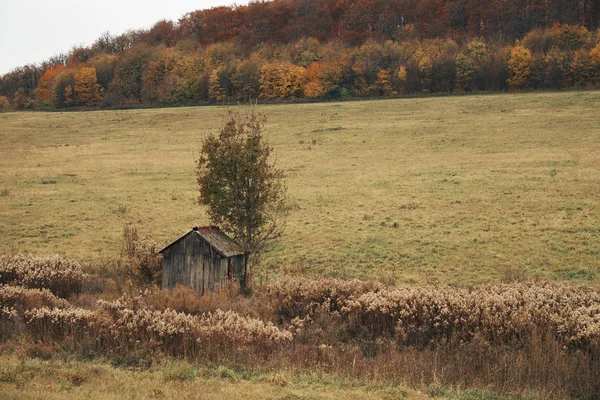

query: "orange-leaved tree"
(35, 64), (66, 106)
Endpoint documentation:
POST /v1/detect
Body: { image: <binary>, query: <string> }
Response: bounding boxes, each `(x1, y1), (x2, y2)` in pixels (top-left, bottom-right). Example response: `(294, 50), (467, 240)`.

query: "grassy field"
(0, 356), (436, 400)
(1, 91), (599, 285)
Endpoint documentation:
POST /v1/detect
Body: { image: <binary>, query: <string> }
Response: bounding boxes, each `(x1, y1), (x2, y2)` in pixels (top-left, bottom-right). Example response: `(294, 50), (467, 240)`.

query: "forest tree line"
(1, 0), (600, 110)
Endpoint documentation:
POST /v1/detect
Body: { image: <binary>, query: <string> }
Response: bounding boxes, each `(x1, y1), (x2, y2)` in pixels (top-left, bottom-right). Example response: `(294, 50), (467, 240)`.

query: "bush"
(121, 225), (163, 286)
(23, 293), (292, 361)
(266, 278), (600, 351)
(0, 285), (70, 310)
(0, 96), (11, 113)
(0, 254), (86, 298)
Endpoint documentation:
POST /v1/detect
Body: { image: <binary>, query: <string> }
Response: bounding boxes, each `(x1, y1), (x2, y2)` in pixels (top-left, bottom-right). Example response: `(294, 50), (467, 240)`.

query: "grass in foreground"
(2, 256), (598, 399)
(1, 91), (599, 284)
(0, 356), (440, 400)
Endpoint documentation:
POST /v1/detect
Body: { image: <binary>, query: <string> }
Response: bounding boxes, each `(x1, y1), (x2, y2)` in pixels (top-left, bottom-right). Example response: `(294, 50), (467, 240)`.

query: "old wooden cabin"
(159, 226), (246, 294)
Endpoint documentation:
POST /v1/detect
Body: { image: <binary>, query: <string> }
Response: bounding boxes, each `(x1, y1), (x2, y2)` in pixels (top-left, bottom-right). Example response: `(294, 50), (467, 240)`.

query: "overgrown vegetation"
(120, 225), (162, 286)
(0, 254), (85, 298)
(1, 253), (599, 398)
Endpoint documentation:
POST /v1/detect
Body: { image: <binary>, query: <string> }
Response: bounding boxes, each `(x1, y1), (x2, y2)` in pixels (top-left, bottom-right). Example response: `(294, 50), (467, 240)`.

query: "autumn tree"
(544, 47), (568, 88)
(232, 59), (262, 101)
(259, 62), (304, 98)
(196, 109), (287, 287)
(303, 62), (328, 98)
(290, 37), (321, 67)
(351, 39), (386, 95)
(208, 68), (227, 102)
(569, 49), (594, 87)
(456, 39), (489, 92)
(12, 88), (29, 110)
(50, 69), (76, 108)
(553, 24), (591, 51)
(35, 64), (65, 106)
(4, 1), (600, 109)
(418, 55), (433, 92)
(0, 95), (11, 112)
(141, 48), (180, 104)
(591, 43), (600, 85)
(528, 52), (546, 89)
(465, 39), (490, 91)
(375, 69), (393, 95)
(74, 67), (104, 106)
(170, 54), (207, 103)
(456, 53), (475, 92)
(419, 39), (458, 93)
(507, 45), (533, 89)
(394, 65), (408, 93)
(107, 44), (153, 104)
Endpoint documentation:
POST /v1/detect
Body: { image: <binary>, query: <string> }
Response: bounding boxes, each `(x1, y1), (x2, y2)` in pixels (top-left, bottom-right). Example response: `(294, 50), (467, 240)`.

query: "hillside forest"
(1, 0), (600, 110)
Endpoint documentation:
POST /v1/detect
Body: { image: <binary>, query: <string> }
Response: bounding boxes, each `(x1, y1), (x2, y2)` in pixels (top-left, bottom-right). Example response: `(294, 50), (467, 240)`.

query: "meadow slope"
(1, 91), (599, 285)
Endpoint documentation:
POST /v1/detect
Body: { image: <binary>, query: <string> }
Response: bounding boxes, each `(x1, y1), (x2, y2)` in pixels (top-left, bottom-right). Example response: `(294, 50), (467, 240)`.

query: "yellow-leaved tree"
(74, 67), (104, 106)
(259, 62), (304, 99)
(209, 69), (226, 102)
(507, 45), (533, 89)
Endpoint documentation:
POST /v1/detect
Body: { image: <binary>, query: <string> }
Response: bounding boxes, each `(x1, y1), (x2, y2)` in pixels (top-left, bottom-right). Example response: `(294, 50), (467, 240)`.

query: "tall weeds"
(20, 292), (292, 362)
(0, 254), (85, 297)
(266, 279), (600, 352)
(1, 266), (599, 399)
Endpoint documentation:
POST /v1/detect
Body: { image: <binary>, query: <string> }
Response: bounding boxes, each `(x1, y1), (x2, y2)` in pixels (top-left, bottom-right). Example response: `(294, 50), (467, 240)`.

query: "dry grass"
(1, 92), (599, 285)
(0, 356), (433, 400)
(0, 254), (85, 298)
(2, 262), (598, 398)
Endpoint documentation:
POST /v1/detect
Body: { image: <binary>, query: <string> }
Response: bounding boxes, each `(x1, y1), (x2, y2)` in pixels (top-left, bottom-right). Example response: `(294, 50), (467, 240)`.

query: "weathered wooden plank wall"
(162, 232), (244, 294)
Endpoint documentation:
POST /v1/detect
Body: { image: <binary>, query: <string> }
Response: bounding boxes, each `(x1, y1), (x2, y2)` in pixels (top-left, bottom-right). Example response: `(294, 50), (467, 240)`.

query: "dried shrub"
(265, 276), (385, 321)
(4, 272), (600, 398)
(0, 254), (85, 298)
(345, 283), (600, 350)
(0, 285), (70, 310)
(121, 226), (163, 286)
(141, 286), (274, 321)
(24, 307), (97, 341)
(266, 278), (600, 352)
(22, 292), (291, 362)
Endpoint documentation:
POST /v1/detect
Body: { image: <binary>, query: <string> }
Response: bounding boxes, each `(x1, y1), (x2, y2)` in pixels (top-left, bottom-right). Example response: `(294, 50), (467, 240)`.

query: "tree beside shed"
(159, 226), (246, 294)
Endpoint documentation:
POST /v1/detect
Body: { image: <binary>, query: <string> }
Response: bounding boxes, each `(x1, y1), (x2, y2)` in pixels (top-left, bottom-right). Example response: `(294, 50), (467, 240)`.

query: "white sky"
(0, 0), (248, 75)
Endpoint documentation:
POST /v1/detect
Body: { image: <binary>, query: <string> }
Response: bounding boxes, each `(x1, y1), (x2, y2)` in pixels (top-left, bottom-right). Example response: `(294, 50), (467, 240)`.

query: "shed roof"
(159, 226), (245, 258)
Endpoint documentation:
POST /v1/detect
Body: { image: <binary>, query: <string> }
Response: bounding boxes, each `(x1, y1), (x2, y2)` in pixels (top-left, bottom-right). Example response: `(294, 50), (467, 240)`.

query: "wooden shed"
(159, 226), (246, 294)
